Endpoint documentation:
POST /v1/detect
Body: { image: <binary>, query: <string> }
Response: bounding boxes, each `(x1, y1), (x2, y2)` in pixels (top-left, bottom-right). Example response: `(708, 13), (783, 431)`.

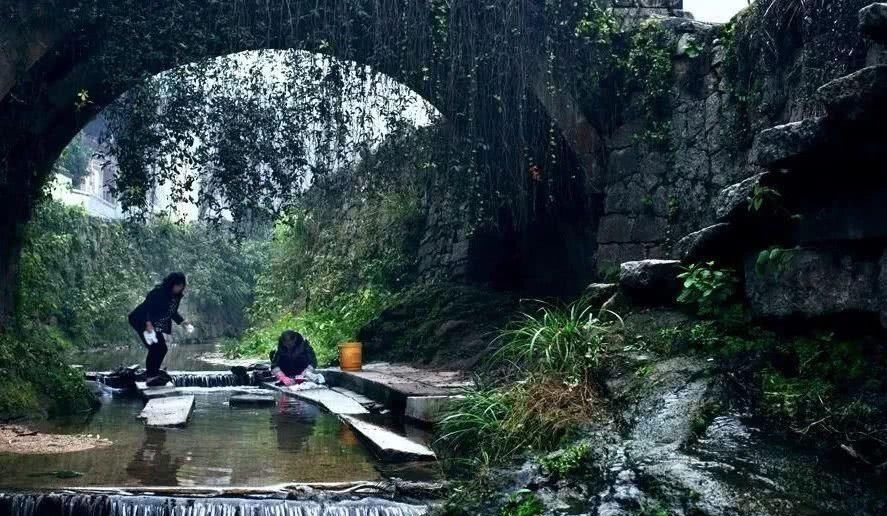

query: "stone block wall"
(594, 0), (869, 275)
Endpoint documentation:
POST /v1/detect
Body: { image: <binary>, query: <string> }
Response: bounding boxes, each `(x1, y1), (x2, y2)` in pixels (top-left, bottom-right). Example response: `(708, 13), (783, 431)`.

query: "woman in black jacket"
(128, 272), (192, 382)
(271, 331), (318, 386)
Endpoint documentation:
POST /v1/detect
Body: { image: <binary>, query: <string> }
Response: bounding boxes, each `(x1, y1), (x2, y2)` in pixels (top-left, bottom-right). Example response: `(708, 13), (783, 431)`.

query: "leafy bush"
(17, 201), (263, 348)
(676, 262), (739, 317)
(499, 490), (544, 516)
(540, 442), (591, 478)
(224, 287), (396, 365)
(0, 322), (95, 418)
(491, 299), (623, 380)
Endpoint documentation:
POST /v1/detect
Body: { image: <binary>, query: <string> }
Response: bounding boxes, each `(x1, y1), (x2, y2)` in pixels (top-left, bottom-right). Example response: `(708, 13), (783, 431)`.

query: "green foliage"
(562, 6), (674, 145)
(225, 287), (396, 365)
(676, 262), (739, 317)
(754, 247), (795, 276)
(491, 299), (622, 381)
(438, 374), (600, 466)
(438, 298), (616, 466)
(499, 490), (544, 516)
(748, 184), (782, 213)
(0, 322), (95, 418)
(656, 317), (887, 465)
(229, 128), (431, 364)
(53, 134), (92, 186)
(540, 442), (591, 478)
(17, 201), (262, 348)
(625, 21), (674, 146)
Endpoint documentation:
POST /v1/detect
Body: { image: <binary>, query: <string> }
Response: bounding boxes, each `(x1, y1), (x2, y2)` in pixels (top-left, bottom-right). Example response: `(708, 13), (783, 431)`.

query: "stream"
(0, 342), (437, 515)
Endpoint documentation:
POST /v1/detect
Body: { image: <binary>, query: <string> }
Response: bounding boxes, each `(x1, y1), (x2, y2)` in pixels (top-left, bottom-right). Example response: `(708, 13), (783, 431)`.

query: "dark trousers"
(137, 330), (168, 376)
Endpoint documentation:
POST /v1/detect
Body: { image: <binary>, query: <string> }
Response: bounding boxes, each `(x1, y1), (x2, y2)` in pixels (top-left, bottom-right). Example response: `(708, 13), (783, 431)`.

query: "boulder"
(671, 223), (735, 262)
(584, 283), (618, 306)
(860, 3), (887, 41)
(817, 65), (887, 122)
(714, 174), (764, 222)
(618, 260), (682, 304)
(749, 117), (830, 169)
(744, 248), (879, 320)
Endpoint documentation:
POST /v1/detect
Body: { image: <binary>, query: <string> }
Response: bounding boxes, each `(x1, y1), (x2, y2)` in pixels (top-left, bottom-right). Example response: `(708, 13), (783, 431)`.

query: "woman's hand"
(184, 322), (195, 334)
(276, 372), (294, 386)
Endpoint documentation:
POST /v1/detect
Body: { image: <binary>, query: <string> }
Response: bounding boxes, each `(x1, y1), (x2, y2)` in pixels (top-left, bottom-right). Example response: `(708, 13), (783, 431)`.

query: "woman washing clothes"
(272, 330), (325, 385)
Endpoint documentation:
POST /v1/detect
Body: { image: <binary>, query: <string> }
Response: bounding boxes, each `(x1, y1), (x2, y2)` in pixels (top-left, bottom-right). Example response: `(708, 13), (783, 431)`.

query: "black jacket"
(271, 342), (318, 376)
(129, 286), (184, 334)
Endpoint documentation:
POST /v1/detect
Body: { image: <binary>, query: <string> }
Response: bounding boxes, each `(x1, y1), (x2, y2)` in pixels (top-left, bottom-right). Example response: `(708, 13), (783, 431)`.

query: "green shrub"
(0, 322), (95, 418)
(18, 200), (263, 348)
(540, 442), (591, 478)
(224, 287), (396, 365)
(676, 262), (738, 317)
(499, 490), (543, 516)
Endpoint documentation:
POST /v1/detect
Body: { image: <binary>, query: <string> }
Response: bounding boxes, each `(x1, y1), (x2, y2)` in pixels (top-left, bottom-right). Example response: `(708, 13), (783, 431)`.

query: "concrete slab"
(264, 383), (368, 415)
(331, 387), (377, 408)
(138, 396), (195, 427)
(141, 386), (181, 400)
(322, 364), (465, 415)
(405, 395), (463, 424)
(229, 394), (276, 407)
(340, 415), (436, 462)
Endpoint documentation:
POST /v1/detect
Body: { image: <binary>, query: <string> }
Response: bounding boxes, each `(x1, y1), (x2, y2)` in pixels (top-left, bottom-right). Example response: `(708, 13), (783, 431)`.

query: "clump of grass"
(438, 374), (603, 464)
(491, 299), (623, 379)
(437, 297), (619, 468)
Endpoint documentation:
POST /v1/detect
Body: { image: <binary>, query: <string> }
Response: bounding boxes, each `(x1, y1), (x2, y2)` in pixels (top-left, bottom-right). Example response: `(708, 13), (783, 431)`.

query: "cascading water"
(0, 494), (429, 516)
(169, 372), (248, 388)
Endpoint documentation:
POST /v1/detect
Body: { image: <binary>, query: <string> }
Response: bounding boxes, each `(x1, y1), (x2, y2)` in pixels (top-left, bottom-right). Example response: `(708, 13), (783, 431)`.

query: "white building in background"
(51, 156), (124, 220)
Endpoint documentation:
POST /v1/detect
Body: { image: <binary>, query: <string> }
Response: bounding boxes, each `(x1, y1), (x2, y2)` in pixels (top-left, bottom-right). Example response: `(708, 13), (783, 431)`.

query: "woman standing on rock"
(128, 272), (193, 385)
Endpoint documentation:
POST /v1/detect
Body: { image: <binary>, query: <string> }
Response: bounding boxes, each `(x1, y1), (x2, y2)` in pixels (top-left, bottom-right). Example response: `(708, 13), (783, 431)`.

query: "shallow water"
(70, 342), (228, 372)
(0, 389), (388, 488)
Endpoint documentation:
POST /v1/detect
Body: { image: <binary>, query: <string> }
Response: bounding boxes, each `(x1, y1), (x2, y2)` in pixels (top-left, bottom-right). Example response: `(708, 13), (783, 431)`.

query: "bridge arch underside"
(0, 0), (602, 317)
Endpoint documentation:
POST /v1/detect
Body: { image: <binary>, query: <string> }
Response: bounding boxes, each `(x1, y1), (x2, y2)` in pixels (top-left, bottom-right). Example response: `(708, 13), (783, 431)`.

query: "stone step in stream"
(322, 363), (468, 423)
(339, 415), (437, 462)
(264, 383), (369, 415)
(138, 396), (195, 427)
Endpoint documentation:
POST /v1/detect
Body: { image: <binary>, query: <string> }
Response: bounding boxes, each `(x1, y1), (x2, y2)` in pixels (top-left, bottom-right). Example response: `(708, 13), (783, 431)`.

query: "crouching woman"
(271, 331), (323, 385)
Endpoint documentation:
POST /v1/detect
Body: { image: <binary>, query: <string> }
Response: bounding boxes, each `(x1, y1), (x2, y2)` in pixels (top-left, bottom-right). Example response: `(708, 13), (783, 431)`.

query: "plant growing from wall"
(677, 262), (739, 317)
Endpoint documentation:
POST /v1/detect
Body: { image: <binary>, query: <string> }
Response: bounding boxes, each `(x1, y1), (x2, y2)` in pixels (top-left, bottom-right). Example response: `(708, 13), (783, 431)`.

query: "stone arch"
(0, 0), (604, 317)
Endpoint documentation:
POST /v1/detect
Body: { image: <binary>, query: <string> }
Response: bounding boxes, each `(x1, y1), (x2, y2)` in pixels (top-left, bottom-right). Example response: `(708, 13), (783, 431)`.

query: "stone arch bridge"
(0, 0), (683, 319)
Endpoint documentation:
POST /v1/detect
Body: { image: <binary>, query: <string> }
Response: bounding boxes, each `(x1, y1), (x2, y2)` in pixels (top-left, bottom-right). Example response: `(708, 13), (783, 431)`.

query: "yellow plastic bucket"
(339, 341), (363, 371)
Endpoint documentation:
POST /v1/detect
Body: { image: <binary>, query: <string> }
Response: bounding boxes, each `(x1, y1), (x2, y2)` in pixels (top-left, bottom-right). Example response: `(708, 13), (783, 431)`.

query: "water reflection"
(70, 341), (228, 372)
(126, 428), (183, 486)
(0, 389), (385, 488)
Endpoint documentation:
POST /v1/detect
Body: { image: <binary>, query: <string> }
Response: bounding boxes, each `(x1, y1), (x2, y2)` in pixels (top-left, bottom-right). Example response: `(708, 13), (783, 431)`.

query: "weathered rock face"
(618, 259), (682, 304)
(860, 3), (887, 40)
(499, 351), (887, 515)
(749, 117), (832, 168)
(744, 248), (881, 320)
(817, 65), (887, 121)
(594, 0), (869, 274)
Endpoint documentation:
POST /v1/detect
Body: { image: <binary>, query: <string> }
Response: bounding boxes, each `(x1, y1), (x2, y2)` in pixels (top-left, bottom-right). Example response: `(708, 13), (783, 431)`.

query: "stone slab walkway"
(340, 415), (437, 462)
(321, 363), (469, 423)
(264, 383), (369, 415)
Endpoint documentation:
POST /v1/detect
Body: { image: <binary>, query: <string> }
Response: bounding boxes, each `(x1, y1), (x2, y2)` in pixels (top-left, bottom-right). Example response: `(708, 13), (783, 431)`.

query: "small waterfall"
(0, 494), (429, 516)
(169, 372), (248, 388)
